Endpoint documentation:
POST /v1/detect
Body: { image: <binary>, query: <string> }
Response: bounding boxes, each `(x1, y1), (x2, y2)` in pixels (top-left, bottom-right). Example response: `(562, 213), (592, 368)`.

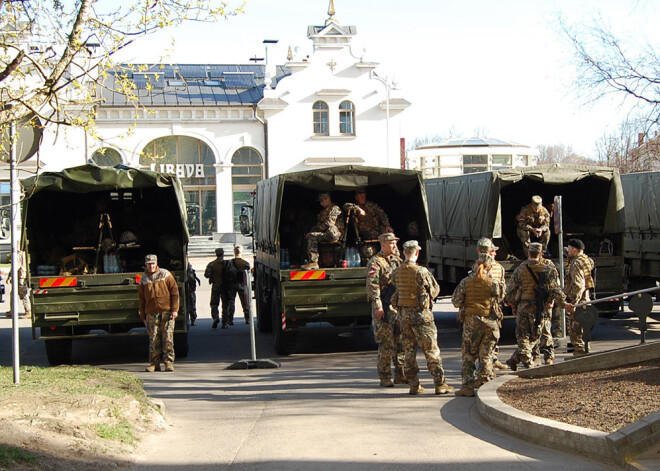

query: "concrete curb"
(476, 344), (660, 468)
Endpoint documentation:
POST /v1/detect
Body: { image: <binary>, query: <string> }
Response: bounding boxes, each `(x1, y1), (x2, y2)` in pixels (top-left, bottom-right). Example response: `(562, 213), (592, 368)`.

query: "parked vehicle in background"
(241, 165), (431, 355)
(425, 164), (626, 317)
(621, 171), (660, 292)
(22, 165), (190, 364)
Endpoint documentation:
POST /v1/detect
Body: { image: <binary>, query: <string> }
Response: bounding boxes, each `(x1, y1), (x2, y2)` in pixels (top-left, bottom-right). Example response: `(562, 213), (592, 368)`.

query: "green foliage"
(0, 445), (38, 466)
(93, 421), (137, 445)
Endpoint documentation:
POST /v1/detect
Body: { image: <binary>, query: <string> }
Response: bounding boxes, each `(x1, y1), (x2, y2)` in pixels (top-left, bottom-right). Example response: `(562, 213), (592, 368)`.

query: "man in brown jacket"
(138, 254), (179, 372)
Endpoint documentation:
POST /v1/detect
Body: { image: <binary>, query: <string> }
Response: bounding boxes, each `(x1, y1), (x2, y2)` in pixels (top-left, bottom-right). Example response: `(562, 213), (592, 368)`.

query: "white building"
(24, 2), (410, 240)
(407, 137), (539, 179)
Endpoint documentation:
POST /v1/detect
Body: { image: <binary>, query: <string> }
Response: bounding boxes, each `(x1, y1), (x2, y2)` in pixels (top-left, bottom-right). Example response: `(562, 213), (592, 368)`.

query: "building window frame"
(339, 100), (355, 135)
(313, 101), (329, 136)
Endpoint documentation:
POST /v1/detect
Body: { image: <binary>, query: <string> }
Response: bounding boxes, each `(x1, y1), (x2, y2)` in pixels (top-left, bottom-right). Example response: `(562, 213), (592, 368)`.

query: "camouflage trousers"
(372, 304), (404, 380)
(147, 311), (175, 366)
(532, 317), (555, 362)
(399, 306), (446, 386)
(210, 287), (230, 325)
(228, 285), (250, 321)
(568, 308), (586, 354)
(187, 290), (197, 322)
(509, 301), (544, 367)
(517, 227), (550, 254)
(462, 314), (499, 389)
(305, 229), (340, 263)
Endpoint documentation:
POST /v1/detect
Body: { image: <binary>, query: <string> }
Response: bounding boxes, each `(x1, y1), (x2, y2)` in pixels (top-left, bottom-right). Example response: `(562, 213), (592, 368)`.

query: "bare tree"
(559, 6), (660, 132)
(595, 119), (660, 173)
(0, 0), (242, 155)
(537, 143), (592, 165)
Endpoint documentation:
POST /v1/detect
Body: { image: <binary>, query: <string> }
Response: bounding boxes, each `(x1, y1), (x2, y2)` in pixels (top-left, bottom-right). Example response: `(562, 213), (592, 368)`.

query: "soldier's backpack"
(224, 259), (241, 284)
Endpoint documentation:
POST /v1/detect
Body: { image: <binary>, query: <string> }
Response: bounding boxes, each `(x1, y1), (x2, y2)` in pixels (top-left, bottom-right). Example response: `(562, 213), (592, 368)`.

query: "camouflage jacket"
(311, 204), (344, 238)
(391, 261), (439, 312)
(366, 251), (402, 308)
(565, 253), (595, 304)
(506, 258), (566, 310)
(516, 203), (550, 232)
(343, 200), (390, 237)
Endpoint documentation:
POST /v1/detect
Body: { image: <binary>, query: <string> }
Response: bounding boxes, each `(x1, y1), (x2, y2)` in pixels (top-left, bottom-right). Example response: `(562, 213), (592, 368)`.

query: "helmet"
(120, 231), (138, 244)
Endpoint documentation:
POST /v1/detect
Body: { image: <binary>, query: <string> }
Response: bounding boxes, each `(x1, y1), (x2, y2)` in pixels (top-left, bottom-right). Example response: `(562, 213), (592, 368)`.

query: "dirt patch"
(497, 358), (660, 433)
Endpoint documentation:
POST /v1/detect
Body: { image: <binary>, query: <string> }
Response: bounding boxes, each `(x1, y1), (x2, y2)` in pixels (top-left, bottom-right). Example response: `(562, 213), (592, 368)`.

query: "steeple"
(326, 0), (337, 26)
(308, 0), (356, 50)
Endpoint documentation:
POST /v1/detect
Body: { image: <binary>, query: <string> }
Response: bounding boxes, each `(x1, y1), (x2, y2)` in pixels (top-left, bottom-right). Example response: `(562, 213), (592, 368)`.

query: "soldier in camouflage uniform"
(505, 243), (572, 371)
(343, 188), (393, 261)
(205, 248), (230, 329)
(227, 245), (251, 324)
(302, 192), (344, 270)
(139, 254), (179, 372)
(516, 195), (551, 256)
(564, 238), (594, 355)
(366, 232), (405, 387)
(392, 240), (454, 396)
(452, 254), (504, 396)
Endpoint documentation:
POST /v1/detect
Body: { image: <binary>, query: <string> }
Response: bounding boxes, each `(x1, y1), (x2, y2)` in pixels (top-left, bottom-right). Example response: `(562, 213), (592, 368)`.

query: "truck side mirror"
(239, 205), (252, 236)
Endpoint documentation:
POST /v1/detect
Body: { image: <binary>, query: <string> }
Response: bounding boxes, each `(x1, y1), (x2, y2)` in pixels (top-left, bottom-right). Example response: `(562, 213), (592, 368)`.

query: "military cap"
(378, 232), (399, 243)
(317, 192), (331, 201)
(215, 247), (224, 256)
(403, 240), (421, 251)
(145, 254), (158, 263)
(531, 195), (543, 205)
(354, 188), (367, 194)
(568, 238), (585, 250)
(529, 242), (543, 253)
(477, 237), (499, 252)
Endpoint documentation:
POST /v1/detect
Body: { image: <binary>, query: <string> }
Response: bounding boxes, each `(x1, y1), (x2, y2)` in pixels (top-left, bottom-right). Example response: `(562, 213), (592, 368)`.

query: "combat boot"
(379, 377), (394, 387)
(493, 360), (508, 371)
(434, 383), (455, 395)
(533, 357), (542, 367)
(145, 364), (161, 372)
(393, 367), (407, 384)
(164, 362), (174, 372)
(454, 386), (475, 397)
(506, 357), (518, 372)
(408, 382), (424, 395)
(545, 358), (554, 365)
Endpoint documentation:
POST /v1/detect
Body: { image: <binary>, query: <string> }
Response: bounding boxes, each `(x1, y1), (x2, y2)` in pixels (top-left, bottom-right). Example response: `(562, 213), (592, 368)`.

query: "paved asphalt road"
(1, 259), (656, 470)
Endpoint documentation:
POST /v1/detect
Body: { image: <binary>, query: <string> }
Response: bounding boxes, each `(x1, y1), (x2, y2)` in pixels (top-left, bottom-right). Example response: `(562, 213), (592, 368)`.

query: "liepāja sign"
(149, 163), (205, 178)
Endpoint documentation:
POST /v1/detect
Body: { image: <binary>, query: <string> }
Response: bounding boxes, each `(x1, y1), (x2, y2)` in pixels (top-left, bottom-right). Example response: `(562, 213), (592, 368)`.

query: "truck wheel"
(45, 339), (72, 365)
(256, 272), (272, 333)
(174, 331), (189, 357)
(271, 291), (296, 355)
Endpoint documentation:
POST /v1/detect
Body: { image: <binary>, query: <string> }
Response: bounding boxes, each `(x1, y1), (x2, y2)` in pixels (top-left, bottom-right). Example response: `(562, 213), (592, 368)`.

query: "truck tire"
(256, 271), (272, 333)
(174, 331), (189, 357)
(45, 339), (72, 365)
(271, 290), (296, 355)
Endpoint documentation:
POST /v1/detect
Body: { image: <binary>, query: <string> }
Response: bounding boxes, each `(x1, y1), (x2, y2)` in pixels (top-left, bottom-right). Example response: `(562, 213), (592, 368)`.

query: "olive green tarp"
(253, 165), (430, 244)
(21, 164), (190, 243)
(425, 164), (625, 239)
(620, 171), (660, 233)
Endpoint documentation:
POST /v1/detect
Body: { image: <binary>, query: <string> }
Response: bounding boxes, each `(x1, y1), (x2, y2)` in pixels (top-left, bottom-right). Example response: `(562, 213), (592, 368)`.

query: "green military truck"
(241, 165), (431, 355)
(22, 165), (190, 365)
(425, 164), (626, 316)
(621, 171), (660, 291)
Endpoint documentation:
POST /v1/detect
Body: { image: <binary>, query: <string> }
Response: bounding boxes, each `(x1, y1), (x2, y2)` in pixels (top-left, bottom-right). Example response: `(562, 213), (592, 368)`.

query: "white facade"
(407, 137), (539, 178)
(27, 4), (409, 238)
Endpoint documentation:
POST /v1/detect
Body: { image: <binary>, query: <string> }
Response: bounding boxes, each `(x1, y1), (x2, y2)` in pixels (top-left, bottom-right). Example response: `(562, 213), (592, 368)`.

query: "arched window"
(139, 136), (216, 235)
(232, 147), (264, 230)
(91, 147), (122, 167)
(313, 101), (329, 136)
(339, 101), (355, 135)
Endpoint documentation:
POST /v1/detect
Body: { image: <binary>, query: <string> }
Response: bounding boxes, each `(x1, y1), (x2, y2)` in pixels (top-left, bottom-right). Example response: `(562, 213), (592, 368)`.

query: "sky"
(116, 0), (660, 159)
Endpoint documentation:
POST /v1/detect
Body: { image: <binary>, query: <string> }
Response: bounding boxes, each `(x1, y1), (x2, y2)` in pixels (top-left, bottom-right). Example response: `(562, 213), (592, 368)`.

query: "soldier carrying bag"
(380, 283), (395, 323)
(525, 265), (550, 328)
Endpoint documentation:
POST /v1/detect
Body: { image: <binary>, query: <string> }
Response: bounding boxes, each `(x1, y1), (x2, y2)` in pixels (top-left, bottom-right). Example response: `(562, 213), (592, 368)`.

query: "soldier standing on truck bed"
(343, 188), (393, 261)
(301, 192), (344, 270)
(564, 238), (595, 356)
(139, 254), (179, 372)
(392, 240), (454, 396)
(452, 254), (504, 397)
(516, 195), (551, 256)
(205, 248), (230, 329)
(366, 232), (405, 387)
(505, 243), (572, 371)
